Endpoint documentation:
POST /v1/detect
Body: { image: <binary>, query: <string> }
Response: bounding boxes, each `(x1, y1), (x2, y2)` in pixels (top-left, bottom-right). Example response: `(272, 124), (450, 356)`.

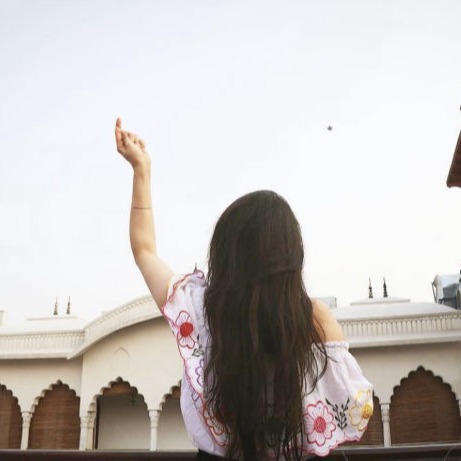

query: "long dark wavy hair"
(204, 190), (327, 460)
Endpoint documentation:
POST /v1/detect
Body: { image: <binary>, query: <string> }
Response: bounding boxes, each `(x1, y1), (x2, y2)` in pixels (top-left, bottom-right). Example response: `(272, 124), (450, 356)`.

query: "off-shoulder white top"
(161, 270), (374, 458)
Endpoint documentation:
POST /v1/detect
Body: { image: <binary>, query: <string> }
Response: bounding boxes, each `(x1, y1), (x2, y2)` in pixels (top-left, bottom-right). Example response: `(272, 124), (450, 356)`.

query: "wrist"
(132, 158), (151, 174)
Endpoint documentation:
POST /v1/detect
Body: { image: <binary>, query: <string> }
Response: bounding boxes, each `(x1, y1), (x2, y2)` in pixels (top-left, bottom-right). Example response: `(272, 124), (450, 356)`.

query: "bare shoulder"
(312, 298), (345, 342)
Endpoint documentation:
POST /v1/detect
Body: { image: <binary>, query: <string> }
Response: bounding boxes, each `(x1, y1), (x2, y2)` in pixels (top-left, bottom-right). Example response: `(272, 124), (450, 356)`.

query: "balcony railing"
(341, 312), (461, 348)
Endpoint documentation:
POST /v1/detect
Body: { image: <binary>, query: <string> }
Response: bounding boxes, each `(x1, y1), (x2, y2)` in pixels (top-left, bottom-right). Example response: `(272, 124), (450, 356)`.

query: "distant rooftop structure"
(350, 295), (411, 307)
(336, 298), (456, 321)
(317, 296), (337, 309)
(432, 274), (461, 309)
(338, 273), (460, 320)
(0, 314), (87, 334)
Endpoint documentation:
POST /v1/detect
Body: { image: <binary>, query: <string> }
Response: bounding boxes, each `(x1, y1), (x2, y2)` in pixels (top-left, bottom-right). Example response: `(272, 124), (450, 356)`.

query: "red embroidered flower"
(304, 401), (336, 447)
(175, 311), (196, 349)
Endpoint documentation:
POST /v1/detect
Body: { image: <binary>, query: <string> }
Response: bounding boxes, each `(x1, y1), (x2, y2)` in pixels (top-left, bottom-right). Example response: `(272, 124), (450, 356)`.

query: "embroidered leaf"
(192, 345), (204, 357)
(326, 398), (350, 430)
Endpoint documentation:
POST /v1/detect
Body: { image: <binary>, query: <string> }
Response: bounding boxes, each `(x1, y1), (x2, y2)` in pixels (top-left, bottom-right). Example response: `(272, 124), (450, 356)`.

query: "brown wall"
(390, 367), (461, 444)
(0, 384), (22, 448)
(29, 383), (80, 449)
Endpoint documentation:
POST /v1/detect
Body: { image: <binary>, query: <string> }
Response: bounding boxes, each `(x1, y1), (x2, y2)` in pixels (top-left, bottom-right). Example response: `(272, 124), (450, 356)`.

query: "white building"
(1, 286), (460, 451)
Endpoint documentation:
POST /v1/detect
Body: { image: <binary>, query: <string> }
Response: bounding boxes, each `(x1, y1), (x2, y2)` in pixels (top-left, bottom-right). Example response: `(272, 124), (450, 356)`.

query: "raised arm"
(115, 118), (174, 309)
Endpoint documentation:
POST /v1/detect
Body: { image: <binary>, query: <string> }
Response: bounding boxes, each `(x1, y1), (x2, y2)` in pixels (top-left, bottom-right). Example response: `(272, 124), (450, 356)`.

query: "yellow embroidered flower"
(349, 389), (373, 432)
(361, 402), (373, 419)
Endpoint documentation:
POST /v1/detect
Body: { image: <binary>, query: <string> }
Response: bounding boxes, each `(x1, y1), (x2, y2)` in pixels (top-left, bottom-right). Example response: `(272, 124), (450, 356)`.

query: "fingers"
(121, 131), (132, 147)
(115, 117), (146, 154)
(116, 117), (133, 145)
(123, 131), (143, 146)
(133, 135), (146, 151)
(115, 117), (123, 145)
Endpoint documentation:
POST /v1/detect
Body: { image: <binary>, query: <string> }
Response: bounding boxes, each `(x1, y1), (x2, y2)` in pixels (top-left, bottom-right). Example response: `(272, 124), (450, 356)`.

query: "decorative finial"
(66, 296), (71, 315)
(54, 298), (58, 316)
(383, 278), (388, 298)
(368, 278), (373, 299)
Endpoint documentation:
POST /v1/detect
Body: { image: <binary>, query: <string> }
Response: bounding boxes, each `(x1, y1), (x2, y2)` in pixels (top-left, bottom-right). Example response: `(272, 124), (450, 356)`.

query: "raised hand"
(115, 117), (150, 169)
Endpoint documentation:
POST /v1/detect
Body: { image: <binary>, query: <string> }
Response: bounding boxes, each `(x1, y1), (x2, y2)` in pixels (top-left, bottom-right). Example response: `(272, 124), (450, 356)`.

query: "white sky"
(0, 0), (460, 322)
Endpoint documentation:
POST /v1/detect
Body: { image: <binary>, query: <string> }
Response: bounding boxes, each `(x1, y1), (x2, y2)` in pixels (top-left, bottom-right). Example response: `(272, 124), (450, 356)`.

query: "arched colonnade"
(1, 367), (461, 449)
(0, 378), (189, 450)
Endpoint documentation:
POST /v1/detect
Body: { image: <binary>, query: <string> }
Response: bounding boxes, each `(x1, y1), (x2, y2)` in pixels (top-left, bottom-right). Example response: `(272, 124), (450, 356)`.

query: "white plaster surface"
(79, 318), (182, 415)
(97, 393), (150, 449)
(351, 342), (461, 403)
(0, 357), (82, 412)
(157, 397), (194, 450)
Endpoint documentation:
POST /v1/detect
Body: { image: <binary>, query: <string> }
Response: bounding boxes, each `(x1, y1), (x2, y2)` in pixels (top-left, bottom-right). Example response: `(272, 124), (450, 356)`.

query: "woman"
(115, 118), (373, 460)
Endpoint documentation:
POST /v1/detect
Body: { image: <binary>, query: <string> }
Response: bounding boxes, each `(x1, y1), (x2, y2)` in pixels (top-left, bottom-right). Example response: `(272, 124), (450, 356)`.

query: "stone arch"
(157, 380), (193, 450)
(93, 377), (150, 449)
(390, 366), (461, 444)
(0, 384), (22, 448)
(89, 377), (146, 411)
(29, 380), (80, 449)
(158, 380), (182, 410)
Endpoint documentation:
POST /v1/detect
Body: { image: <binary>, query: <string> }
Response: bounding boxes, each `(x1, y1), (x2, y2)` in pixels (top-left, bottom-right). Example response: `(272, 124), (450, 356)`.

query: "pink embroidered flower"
(175, 311), (196, 349)
(304, 401), (336, 447)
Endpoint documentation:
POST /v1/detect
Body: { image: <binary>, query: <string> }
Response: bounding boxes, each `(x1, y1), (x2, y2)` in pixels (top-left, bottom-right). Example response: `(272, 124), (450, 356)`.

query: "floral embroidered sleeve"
(301, 342), (374, 457)
(161, 270), (208, 396)
(161, 270), (230, 455)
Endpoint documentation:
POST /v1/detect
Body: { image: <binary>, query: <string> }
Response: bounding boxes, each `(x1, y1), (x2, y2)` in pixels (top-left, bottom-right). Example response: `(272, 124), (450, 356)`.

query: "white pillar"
(381, 403), (391, 447)
(86, 412), (96, 450)
(20, 411), (33, 450)
(79, 416), (88, 450)
(149, 409), (160, 451)
(79, 412), (96, 450)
